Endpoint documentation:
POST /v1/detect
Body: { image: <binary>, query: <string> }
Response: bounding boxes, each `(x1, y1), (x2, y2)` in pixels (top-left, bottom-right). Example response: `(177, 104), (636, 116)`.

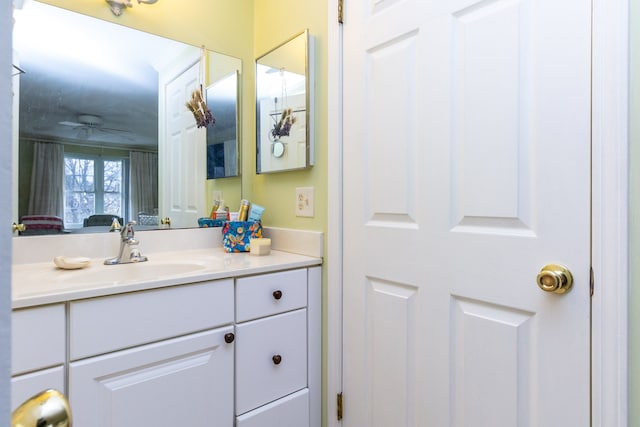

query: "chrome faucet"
(104, 221), (148, 265)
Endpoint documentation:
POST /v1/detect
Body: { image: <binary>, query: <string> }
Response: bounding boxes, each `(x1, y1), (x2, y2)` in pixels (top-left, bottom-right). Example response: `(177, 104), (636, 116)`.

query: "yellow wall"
(630, 0), (639, 423)
(36, 0), (253, 57)
(251, 1), (328, 235)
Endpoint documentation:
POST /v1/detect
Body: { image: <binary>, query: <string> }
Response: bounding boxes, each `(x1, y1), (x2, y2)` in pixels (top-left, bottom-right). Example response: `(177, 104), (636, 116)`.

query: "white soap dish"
(54, 256), (91, 270)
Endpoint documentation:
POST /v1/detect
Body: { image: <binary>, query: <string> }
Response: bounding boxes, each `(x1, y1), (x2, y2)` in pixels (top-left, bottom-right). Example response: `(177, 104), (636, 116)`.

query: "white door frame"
(325, 0), (629, 425)
(590, 0), (629, 424)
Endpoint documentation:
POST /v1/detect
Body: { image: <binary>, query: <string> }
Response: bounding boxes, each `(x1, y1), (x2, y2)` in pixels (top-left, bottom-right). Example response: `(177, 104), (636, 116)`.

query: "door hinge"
(337, 392), (343, 420)
(590, 266), (594, 297)
(338, 0), (344, 24)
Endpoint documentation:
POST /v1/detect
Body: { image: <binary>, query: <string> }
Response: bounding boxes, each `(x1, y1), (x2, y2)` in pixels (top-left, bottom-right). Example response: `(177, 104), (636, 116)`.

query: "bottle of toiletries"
(248, 203), (265, 221)
(216, 201), (228, 221)
(238, 199), (250, 221)
(210, 200), (220, 219)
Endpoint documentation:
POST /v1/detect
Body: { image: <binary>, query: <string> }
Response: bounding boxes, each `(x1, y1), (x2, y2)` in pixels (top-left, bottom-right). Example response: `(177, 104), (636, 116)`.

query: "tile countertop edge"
(12, 249), (322, 309)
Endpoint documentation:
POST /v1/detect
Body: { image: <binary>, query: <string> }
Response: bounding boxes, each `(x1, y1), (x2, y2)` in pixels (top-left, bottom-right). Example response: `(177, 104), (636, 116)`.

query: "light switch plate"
(295, 187), (314, 217)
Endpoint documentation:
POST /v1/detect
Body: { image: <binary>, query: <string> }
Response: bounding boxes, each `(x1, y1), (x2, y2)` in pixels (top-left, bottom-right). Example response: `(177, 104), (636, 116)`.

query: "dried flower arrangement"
(186, 87), (215, 128)
(271, 108), (297, 139)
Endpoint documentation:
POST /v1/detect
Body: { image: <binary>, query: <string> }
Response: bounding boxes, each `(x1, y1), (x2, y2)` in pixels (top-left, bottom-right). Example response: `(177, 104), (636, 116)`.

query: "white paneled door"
(160, 60), (206, 228)
(342, 0), (592, 426)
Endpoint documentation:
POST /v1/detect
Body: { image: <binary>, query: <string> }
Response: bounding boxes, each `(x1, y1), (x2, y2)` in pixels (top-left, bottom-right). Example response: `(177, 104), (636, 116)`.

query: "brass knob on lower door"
(537, 264), (573, 294)
(12, 389), (72, 427)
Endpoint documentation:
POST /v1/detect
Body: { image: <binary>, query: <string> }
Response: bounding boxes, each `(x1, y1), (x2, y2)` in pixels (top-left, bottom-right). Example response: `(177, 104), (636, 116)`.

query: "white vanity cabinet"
(11, 303), (66, 411)
(11, 261), (322, 427)
(235, 267), (321, 427)
(68, 279), (235, 427)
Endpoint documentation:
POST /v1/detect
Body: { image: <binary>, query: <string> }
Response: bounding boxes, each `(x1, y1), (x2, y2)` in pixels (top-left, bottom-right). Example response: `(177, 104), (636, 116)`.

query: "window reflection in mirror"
(12, 0), (242, 234)
(256, 30), (313, 174)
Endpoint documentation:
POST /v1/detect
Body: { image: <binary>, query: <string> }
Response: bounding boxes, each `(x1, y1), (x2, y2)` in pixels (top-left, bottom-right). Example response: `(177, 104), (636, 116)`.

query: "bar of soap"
(53, 256), (91, 270)
(250, 238), (271, 255)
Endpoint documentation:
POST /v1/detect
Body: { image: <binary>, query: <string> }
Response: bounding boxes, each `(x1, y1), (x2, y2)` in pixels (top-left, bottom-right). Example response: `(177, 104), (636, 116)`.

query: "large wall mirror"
(256, 30), (313, 174)
(12, 0), (242, 235)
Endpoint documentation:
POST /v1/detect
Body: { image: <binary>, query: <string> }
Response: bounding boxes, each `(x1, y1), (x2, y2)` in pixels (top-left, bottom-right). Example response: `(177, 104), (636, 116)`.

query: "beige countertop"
(12, 248), (321, 309)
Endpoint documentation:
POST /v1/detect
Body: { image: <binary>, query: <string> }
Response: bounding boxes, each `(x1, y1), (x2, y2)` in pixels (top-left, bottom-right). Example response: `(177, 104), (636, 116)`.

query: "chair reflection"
(83, 214), (123, 227)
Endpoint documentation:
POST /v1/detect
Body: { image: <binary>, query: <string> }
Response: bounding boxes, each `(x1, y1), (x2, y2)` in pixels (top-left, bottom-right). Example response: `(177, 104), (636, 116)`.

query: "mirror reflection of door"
(159, 59), (206, 229)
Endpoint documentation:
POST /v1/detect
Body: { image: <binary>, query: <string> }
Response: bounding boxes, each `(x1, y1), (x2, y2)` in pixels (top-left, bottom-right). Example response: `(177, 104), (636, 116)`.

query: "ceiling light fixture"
(105, 0), (158, 17)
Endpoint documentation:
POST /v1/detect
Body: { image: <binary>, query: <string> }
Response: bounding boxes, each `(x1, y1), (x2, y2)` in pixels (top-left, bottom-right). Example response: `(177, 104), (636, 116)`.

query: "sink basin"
(54, 261), (209, 286)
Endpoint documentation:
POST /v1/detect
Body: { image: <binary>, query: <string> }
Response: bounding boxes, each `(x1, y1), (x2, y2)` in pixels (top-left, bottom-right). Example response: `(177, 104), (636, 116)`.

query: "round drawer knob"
(224, 333), (235, 344)
(272, 354), (282, 365)
(273, 290), (283, 300)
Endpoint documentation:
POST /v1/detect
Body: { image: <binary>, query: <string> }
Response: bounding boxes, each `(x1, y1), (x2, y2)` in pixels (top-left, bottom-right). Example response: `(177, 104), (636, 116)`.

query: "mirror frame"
(255, 29), (313, 174)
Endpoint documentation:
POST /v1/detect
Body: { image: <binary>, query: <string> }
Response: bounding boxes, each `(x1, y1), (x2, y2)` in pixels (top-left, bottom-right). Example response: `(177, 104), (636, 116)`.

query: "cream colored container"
(249, 238), (271, 256)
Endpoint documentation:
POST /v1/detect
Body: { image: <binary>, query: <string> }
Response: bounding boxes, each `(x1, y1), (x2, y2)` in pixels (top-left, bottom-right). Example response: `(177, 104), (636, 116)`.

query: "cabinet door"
(11, 366), (65, 411)
(70, 327), (234, 427)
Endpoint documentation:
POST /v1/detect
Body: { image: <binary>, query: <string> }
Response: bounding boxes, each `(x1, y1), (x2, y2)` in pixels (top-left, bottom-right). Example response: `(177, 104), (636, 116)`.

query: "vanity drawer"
(236, 309), (307, 415)
(70, 279), (233, 360)
(236, 269), (307, 322)
(236, 388), (309, 427)
(12, 304), (65, 375)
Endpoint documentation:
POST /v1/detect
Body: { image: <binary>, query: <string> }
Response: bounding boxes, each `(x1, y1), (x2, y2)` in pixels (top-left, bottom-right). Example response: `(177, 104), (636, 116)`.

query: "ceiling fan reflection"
(58, 114), (134, 140)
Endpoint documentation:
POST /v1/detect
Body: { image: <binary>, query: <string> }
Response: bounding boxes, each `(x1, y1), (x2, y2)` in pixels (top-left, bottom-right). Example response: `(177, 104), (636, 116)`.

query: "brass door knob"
(12, 389), (72, 427)
(12, 223), (25, 233)
(537, 264), (573, 294)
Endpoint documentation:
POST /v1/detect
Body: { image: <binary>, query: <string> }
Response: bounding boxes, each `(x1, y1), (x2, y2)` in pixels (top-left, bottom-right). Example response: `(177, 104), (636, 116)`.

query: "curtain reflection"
(130, 151), (158, 225)
(27, 142), (64, 217)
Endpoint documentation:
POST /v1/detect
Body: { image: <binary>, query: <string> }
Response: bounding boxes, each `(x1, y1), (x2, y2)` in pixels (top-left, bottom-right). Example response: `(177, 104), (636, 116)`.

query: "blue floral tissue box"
(198, 217), (226, 228)
(222, 221), (263, 252)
